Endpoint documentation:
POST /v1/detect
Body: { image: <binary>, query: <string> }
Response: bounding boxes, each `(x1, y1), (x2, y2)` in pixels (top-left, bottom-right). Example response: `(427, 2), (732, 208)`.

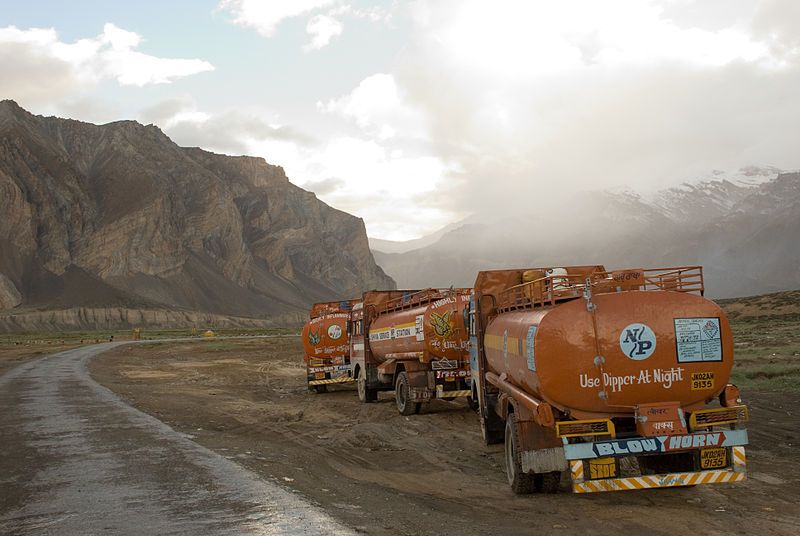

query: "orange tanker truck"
(350, 288), (472, 414)
(469, 265), (749, 493)
(302, 300), (360, 393)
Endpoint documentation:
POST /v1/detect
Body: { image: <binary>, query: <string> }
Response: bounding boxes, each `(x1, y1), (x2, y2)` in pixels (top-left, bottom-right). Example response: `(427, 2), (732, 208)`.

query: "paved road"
(0, 342), (353, 535)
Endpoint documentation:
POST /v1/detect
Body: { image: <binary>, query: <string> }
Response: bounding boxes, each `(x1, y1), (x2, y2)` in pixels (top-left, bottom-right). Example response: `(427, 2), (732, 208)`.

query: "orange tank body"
(301, 312), (351, 363)
(368, 290), (470, 364)
(484, 290), (733, 419)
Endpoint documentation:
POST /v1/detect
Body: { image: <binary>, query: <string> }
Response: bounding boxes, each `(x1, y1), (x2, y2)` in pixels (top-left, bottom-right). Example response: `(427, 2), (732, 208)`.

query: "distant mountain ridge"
(0, 100), (394, 325)
(373, 172), (800, 298)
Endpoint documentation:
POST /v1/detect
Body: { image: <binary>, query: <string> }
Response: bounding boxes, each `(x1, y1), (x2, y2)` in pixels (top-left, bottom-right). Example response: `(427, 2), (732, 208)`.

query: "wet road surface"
(0, 342), (353, 535)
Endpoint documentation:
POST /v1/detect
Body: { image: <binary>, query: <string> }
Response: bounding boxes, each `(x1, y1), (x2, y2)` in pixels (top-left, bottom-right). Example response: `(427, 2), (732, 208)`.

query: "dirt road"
(89, 338), (800, 536)
(0, 341), (352, 535)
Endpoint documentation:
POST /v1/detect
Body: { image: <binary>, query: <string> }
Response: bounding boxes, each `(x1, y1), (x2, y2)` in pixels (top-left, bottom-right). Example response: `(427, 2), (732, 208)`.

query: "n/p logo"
(327, 324), (342, 340)
(619, 323), (656, 360)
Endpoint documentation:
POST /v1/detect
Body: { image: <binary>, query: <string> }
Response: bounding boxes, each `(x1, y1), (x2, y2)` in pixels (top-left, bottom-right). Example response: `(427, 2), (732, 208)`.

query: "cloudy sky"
(1, 0), (798, 240)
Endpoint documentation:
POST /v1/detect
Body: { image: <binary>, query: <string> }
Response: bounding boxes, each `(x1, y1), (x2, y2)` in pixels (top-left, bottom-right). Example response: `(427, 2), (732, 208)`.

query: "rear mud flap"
(522, 447), (569, 474)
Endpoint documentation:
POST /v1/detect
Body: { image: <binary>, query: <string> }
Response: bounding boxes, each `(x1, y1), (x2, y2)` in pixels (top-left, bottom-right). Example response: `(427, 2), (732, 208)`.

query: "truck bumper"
(570, 447), (746, 492)
(307, 363), (355, 386)
(563, 429), (748, 493)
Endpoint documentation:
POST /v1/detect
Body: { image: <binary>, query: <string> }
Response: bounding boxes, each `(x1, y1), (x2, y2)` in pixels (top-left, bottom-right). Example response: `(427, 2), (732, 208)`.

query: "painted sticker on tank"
(526, 325), (537, 371)
(327, 324), (342, 340)
(674, 317), (722, 363)
(308, 330), (321, 345)
(369, 322), (417, 341)
(430, 311), (455, 338)
(619, 323), (657, 360)
(313, 344), (348, 355)
(579, 367), (685, 393)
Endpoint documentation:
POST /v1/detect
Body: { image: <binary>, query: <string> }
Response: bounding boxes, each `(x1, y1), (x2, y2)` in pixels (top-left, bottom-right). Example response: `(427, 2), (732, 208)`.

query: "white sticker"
(619, 323), (657, 360)
(526, 326), (537, 371)
(415, 314), (425, 341)
(674, 318), (722, 362)
(327, 324), (342, 340)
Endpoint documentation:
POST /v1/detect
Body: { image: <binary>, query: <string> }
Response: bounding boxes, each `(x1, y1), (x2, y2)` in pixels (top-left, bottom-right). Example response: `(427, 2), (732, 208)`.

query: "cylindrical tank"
(484, 290), (733, 418)
(301, 312), (350, 362)
(368, 292), (471, 363)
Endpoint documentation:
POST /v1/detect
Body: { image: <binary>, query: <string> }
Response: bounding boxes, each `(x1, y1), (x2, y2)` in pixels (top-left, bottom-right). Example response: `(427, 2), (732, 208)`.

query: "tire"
(535, 471), (561, 493)
(313, 384), (328, 394)
(467, 396), (479, 412)
(505, 413), (536, 494)
(357, 366), (377, 403)
(395, 372), (421, 416)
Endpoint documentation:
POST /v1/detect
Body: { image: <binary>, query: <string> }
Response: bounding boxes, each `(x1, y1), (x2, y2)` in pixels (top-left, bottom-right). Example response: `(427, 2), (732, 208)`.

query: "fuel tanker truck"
(469, 265), (749, 494)
(350, 288), (472, 415)
(302, 300), (359, 393)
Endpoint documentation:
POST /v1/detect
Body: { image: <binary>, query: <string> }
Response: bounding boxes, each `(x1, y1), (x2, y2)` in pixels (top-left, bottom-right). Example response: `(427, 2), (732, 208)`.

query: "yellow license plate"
(700, 447), (727, 469)
(691, 372), (715, 390)
(315, 372), (326, 379)
(588, 457), (617, 479)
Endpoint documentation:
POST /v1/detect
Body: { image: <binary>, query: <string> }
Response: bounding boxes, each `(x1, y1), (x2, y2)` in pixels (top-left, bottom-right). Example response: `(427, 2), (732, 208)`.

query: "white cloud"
(304, 14), (343, 50)
(416, 0), (777, 81)
(232, 131), (458, 240)
(0, 23), (213, 106)
(319, 73), (428, 140)
(146, 99), (316, 156)
(219, 0), (335, 36)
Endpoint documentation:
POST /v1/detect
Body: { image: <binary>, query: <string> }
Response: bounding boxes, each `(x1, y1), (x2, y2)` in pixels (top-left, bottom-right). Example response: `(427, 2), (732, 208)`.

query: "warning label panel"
(674, 317), (722, 363)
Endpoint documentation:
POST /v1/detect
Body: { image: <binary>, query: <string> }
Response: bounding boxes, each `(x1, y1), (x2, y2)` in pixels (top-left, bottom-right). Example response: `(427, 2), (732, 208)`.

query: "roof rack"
(496, 266), (704, 313)
(377, 288), (464, 315)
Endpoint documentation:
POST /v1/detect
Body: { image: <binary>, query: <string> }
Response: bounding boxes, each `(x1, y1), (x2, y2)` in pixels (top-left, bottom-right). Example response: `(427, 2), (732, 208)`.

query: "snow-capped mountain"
(372, 170), (800, 298)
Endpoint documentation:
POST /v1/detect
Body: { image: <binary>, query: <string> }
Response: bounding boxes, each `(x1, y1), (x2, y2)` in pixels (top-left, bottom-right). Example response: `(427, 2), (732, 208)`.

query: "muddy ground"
(90, 337), (800, 536)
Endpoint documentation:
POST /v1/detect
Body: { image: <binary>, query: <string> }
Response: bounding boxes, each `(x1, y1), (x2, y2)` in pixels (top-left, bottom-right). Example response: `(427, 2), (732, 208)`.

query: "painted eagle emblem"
(430, 311), (455, 339)
(308, 329), (321, 345)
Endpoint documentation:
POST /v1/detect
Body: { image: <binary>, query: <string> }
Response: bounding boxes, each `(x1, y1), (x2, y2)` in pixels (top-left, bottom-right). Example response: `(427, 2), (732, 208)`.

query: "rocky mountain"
(0, 100), (394, 326)
(373, 172), (800, 298)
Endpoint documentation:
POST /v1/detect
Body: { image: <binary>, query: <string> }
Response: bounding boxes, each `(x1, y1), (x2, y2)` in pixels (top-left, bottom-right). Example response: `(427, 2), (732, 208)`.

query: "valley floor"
(87, 337), (800, 536)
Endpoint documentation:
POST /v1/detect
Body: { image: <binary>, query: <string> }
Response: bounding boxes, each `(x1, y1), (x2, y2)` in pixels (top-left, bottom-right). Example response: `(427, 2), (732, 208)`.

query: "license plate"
(588, 457), (617, 479)
(700, 447), (727, 469)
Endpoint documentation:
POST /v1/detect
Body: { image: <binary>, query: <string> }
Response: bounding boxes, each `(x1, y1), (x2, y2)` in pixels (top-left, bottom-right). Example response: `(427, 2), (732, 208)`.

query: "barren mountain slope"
(0, 100), (394, 322)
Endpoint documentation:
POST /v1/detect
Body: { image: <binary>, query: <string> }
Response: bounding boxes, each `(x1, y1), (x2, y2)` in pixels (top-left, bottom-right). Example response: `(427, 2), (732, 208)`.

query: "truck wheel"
(313, 384), (328, 394)
(357, 367), (377, 403)
(535, 472), (561, 493)
(505, 413), (536, 494)
(395, 372), (421, 416)
(467, 396), (479, 412)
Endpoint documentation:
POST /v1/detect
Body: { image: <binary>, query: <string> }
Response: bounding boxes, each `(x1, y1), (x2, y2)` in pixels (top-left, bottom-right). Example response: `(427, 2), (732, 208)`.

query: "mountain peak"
(0, 99), (33, 127)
